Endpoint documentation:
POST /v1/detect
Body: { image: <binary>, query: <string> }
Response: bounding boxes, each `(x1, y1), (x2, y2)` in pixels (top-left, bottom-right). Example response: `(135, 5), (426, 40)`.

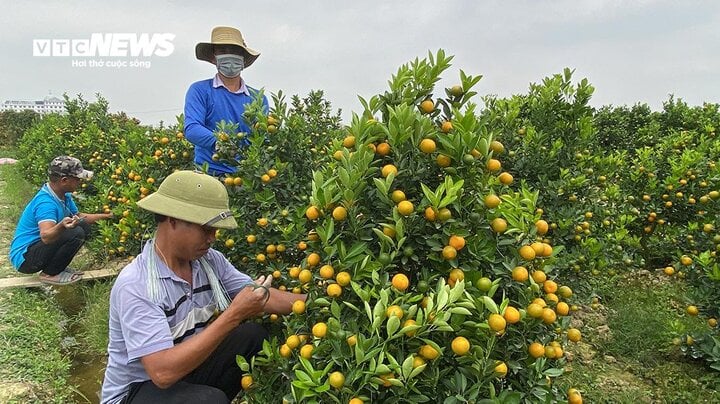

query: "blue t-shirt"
(183, 77), (269, 175)
(9, 184), (78, 269)
(100, 244), (253, 404)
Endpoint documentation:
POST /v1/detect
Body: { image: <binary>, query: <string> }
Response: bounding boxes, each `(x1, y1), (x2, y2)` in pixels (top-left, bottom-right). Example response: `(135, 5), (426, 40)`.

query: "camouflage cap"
(48, 156), (93, 179)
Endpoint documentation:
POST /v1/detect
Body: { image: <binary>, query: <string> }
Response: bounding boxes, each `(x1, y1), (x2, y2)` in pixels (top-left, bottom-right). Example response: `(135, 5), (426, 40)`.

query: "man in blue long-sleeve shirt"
(184, 26), (269, 176)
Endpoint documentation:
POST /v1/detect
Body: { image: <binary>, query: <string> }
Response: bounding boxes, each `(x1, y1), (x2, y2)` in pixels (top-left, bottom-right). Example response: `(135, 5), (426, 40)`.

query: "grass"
(0, 146), (36, 278)
(557, 270), (720, 403)
(0, 279), (114, 403)
(75, 280), (112, 355)
(0, 289), (75, 403)
(599, 273), (704, 363)
(0, 147), (34, 216)
(66, 280), (114, 403)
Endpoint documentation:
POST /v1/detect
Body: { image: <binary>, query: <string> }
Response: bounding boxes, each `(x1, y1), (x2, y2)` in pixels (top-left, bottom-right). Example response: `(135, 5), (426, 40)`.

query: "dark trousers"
(18, 221), (91, 276)
(122, 322), (268, 404)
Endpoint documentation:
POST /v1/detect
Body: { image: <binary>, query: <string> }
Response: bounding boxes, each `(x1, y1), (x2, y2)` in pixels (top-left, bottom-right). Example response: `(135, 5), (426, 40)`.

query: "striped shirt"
(100, 244), (253, 404)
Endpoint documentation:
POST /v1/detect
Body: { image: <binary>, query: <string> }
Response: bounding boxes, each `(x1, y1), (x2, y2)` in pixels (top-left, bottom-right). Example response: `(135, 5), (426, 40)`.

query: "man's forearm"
(78, 212), (112, 225)
(265, 290), (307, 315)
(185, 122), (217, 150)
(39, 221), (66, 244)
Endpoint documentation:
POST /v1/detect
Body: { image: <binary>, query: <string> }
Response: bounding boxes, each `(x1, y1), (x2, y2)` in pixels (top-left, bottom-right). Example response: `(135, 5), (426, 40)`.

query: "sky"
(1, 1), (718, 126)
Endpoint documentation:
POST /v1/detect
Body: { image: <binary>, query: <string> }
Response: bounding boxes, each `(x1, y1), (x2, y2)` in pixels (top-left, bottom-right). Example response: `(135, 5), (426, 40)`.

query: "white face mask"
(215, 54), (244, 78)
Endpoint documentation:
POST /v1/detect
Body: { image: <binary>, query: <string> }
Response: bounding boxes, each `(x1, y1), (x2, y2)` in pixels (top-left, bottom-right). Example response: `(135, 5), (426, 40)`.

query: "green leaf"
(346, 242), (369, 260)
(342, 301), (362, 313)
(421, 182), (439, 206)
(449, 307), (472, 316)
(313, 298), (331, 306)
(448, 281), (465, 302)
(482, 296), (499, 314)
(337, 240), (347, 260)
(323, 219), (335, 243)
(543, 367), (564, 377)
(373, 228), (396, 247)
(409, 363), (427, 379)
(364, 301), (373, 322)
(375, 363), (391, 375)
(401, 355), (414, 379)
(386, 314), (401, 337)
(355, 340), (365, 364)
(295, 369), (313, 383)
(373, 177), (389, 196)
(437, 288), (449, 310)
(236, 355), (249, 372)
(372, 300), (385, 330)
(331, 300), (341, 319)
(353, 282), (370, 302)
(338, 167), (351, 188)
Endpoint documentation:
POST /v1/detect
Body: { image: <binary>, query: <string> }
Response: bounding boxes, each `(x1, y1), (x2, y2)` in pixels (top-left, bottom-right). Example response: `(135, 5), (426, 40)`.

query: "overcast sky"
(1, 1), (718, 126)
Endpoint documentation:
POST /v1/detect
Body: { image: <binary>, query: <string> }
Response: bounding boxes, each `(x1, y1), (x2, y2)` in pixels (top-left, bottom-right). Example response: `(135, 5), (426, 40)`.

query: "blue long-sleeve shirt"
(183, 76), (269, 175)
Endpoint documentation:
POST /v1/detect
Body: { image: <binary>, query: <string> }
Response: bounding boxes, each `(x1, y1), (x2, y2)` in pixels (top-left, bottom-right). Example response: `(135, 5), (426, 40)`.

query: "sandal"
(65, 267), (85, 276)
(39, 270), (82, 285)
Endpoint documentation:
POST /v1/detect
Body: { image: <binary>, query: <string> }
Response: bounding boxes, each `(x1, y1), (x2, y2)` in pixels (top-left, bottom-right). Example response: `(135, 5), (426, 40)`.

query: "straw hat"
(195, 26), (260, 68)
(137, 171), (238, 229)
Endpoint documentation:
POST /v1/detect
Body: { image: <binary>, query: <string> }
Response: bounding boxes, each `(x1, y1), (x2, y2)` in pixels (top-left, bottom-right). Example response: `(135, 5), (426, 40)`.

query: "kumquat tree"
(230, 50), (585, 404)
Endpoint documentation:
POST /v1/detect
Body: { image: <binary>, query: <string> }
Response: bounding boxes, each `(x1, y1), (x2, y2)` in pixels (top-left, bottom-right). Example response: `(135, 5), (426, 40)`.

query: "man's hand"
(255, 274), (273, 288)
(77, 212), (114, 225)
(61, 216), (80, 229)
(225, 286), (269, 323)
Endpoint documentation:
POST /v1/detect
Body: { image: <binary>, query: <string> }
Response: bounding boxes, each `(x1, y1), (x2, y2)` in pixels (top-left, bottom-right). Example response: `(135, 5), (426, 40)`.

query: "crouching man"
(9, 156), (112, 285)
(101, 170), (304, 404)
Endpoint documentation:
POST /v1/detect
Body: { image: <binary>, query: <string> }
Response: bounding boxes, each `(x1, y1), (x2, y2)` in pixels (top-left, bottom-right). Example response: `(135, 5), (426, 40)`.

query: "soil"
(0, 381), (33, 402)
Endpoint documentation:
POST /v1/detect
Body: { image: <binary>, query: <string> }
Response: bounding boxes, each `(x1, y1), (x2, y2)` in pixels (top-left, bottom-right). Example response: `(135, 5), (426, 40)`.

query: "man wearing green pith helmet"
(101, 170), (305, 404)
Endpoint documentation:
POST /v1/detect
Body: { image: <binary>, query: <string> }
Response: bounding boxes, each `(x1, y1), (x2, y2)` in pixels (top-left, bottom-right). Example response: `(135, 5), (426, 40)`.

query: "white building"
(0, 96), (65, 115)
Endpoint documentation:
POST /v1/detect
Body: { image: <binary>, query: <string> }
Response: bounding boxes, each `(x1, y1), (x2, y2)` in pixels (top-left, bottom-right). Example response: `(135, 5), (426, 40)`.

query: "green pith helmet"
(137, 170), (237, 229)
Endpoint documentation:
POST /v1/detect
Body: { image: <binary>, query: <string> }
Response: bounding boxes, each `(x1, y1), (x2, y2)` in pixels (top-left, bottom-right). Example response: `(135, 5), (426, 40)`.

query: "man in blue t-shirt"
(8, 156), (113, 285)
(184, 26), (269, 176)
